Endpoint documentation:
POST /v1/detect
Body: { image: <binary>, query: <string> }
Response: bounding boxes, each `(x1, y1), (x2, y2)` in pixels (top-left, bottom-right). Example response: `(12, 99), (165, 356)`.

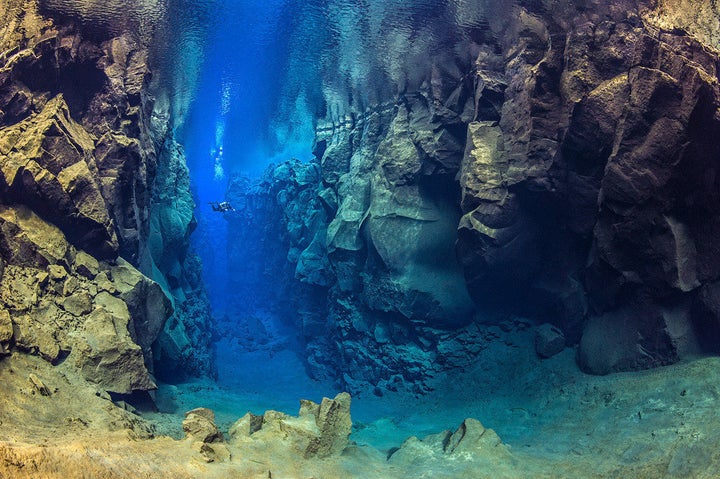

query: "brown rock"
(0, 308), (13, 354)
(73, 251), (99, 279)
(12, 312), (61, 363)
(303, 392), (352, 458)
(0, 205), (69, 268)
(73, 307), (155, 394)
(229, 392), (352, 459)
(228, 412), (264, 438)
(28, 373), (51, 396)
(110, 259), (172, 370)
(183, 408), (223, 443)
(48, 265), (67, 281)
(61, 291), (92, 316)
(0, 96), (118, 259)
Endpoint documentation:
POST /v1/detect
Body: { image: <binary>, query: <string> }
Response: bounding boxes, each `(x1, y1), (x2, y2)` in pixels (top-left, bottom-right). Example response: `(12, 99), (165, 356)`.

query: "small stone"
(374, 323), (390, 344)
(0, 309), (13, 343)
(74, 251), (100, 279)
(95, 271), (117, 293)
(28, 373), (51, 396)
(62, 292), (93, 316)
(192, 442), (231, 463)
(229, 412), (264, 438)
(0, 309), (12, 355)
(48, 265), (67, 281)
(114, 400), (137, 414)
(183, 408), (223, 443)
(535, 323), (565, 359)
(35, 271), (49, 288)
(184, 407), (215, 422)
(63, 276), (79, 296)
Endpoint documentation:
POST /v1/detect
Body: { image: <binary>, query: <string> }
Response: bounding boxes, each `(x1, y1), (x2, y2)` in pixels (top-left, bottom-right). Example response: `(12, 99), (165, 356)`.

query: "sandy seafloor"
(141, 327), (720, 478)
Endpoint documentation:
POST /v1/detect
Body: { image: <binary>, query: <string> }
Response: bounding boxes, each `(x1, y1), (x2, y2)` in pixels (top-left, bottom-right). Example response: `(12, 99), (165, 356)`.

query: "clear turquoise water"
(157, 0), (497, 331)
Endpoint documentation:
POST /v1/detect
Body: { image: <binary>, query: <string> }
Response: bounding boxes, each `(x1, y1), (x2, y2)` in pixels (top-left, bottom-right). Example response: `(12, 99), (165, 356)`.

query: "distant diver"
(209, 201), (235, 212)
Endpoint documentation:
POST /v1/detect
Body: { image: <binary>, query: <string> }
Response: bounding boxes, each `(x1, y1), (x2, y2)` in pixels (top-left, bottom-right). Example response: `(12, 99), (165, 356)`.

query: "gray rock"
(535, 323), (565, 358)
(388, 417), (511, 468)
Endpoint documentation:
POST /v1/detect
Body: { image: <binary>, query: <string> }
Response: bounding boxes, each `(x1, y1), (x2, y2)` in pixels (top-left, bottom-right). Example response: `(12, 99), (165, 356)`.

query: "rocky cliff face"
(226, 0), (720, 392)
(459, 0), (720, 375)
(150, 137), (214, 381)
(0, 0), (213, 394)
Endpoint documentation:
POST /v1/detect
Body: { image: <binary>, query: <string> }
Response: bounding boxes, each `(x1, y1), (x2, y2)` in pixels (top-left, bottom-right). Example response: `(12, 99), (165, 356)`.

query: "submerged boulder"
(183, 407), (224, 444)
(73, 303), (156, 394)
(535, 324), (565, 359)
(229, 392), (352, 459)
(388, 417), (512, 470)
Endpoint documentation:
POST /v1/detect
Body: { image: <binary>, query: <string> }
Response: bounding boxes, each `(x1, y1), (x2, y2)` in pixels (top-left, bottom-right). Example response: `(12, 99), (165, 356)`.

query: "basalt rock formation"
(225, 158), (487, 394)
(150, 137), (214, 380)
(458, 0), (720, 375)
(0, 0), (214, 401)
(225, 0), (720, 391)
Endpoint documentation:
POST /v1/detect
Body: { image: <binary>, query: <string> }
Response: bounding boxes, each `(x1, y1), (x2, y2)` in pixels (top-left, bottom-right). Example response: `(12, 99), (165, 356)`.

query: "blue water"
(142, 2), (500, 447)
(164, 0), (490, 326)
(27, 3), (720, 474)
(156, 0), (532, 449)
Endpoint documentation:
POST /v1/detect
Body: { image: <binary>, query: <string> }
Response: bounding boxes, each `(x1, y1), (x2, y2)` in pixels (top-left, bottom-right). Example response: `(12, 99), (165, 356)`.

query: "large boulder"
(0, 204), (70, 268)
(111, 258), (173, 372)
(73, 305), (155, 394)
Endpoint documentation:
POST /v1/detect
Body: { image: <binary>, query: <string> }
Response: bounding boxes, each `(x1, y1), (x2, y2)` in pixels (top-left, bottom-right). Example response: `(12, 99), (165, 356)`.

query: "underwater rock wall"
(0, 0), (213, 391)
(222, 161), (329, 355)
(227, 88), (489, 393)
(312, 85), (487, 392)
(456, 0), (720, 375)
(227, 0), (720, 391)
(150, 138), (214, 380)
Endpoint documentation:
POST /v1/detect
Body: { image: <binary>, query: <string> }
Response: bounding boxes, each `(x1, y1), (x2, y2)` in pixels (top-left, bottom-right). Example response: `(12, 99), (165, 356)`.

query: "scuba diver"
(209, 201), (235, 212)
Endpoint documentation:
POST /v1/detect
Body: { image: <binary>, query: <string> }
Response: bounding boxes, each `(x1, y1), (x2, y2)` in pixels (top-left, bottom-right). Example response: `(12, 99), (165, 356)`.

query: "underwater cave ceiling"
(1, 0), (720, 472)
